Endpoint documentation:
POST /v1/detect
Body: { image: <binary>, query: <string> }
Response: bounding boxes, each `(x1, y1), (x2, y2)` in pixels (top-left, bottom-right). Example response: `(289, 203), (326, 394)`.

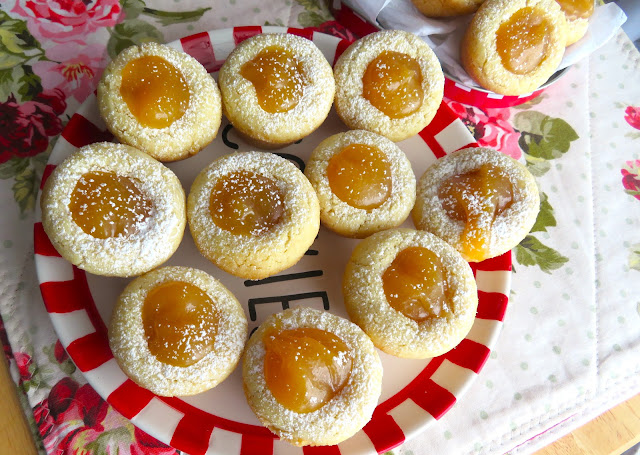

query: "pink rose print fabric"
(34, 377), (178, 455)
(621, 160), (640, 201)
(624, 106), (640, 130)
(0, 89), (66, 163)
(448, 101), (522, 159)
(33, 44), (108, 103)
(11, 0), (122, 43)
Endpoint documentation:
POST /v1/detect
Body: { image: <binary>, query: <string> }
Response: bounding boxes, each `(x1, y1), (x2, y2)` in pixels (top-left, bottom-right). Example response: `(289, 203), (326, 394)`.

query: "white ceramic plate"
(34, 27), (511, 455)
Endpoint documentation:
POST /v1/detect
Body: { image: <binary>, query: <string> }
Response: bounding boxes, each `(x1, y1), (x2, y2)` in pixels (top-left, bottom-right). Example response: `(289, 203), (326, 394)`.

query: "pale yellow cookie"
(343, 228), (478, 359)
(461, 0), (567, 95)
(412, 146), (540, 262)
(98, 42), (221, 161)
(412, 0), (485, 17)
(218, 33), (335, 148)
(555, 0), (594, 45)
(304, 130), (416, 238)
(109, 266), (247, 396)
(334, 30), (444, 142)
(40, 142), (185, 277)
(187, 151), (320, 279)
(243, 306), (382, 446)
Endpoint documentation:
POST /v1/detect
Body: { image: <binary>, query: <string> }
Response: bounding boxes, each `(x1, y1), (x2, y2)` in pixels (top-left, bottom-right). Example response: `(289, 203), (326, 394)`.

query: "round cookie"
(343, 228), (478, 359)
(187, 151), (320, 279)
(556, 0), (594, 45)
(304, 130), (416, 238)
(412, 0), (485, 17)
(40, 142), (185, 277)
(98, 42), (221, 161)
(243, 306), (382, 446)
(109, 266), (247, 396)
(461, 0), (567, 95)
(334, 30), (444, 142)
(412, 146), (540, 262)
(218, 33), (335, 148)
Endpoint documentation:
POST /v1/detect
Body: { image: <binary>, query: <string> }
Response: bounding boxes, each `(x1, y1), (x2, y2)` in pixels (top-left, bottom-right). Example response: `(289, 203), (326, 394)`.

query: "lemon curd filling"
(327, 143), (392, 210)
(209, 170), (285, 236)
(120, 55), (190, 128)
(142, 280), (219, 367)
(383, 246), (450, 322)
(362, 51), (424, 119)
(240, 45), (306, 114)
(438, 163), (514, 262)
(496, 7), (552, 75)
(69, 171), (153, 239)
(263, 327), (353, 413)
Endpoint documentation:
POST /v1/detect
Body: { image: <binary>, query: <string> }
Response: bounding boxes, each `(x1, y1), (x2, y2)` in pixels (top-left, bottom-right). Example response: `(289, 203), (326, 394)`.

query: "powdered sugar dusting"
(40, 142), (186, 277)
(219, 33), (335, 144)
(187, 151), (320, 279)
(413, 146), (540, 261)
(343, 228), (477, 359)
(334, 30), (444, 142)
(109, 266), (247, 397)
(243, 307), (383, 446)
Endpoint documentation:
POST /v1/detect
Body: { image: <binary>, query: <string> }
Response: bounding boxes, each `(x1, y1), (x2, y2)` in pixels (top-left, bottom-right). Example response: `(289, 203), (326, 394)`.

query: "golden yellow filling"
(142, 281), (219, 367)
(69, 171), (153, 239)
(209, 170), (284, 236)
(383, 246), (449, 322)
(556, 0), (594, 21)
(264, 327), (353, 413)
(496, 7), (551, 75)
(327, 143), (392, 210)
(362, 51), (424, 119)
(120, 55), (190, 128)
(438, 163), (514, 261)
(240, 45), (306, 114)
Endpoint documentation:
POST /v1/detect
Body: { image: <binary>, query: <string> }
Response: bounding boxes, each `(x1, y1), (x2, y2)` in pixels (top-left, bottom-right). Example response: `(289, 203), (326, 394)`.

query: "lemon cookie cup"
(343, 228), (478, 359)
(334, 30), (444, 142)
(412, 146), (540, 262)
(243, 307), (383, 446)
(461, 0), (567, 95)
(556, 0), (594, 45)
(109, 266), (247, 396)
(187, 151), (320, 279)
(305, 130), (416, 238)
(218, 33), (335, 148)
(40, 142), (185, 277)
(98, 42), (222, 161)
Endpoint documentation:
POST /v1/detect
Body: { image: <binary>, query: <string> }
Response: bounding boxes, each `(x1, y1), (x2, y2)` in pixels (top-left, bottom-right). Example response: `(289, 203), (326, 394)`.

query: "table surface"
(1, 345), (639, 455)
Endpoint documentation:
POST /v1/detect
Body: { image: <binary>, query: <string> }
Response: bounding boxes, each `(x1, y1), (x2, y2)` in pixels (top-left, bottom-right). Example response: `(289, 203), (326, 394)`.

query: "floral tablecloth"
(1, 1), (639, 454)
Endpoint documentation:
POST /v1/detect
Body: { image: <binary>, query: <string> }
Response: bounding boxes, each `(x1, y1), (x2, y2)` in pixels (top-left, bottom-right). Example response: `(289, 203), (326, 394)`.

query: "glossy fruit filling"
(383, 246), (450, 322)
(142, 280), (219, 367)
(240, 45), (306, 113)
(438, 163), (514, 261)
(263, 327), (353, 413)
(362, 51), (423, 119)
(69, 171), (153, 239)
(120, 55), (190, 128)
(209, 170), (284, 236)
(327, 143), (392, 210)
(556, 0), (594, 20)
(496, 7), (551, 75)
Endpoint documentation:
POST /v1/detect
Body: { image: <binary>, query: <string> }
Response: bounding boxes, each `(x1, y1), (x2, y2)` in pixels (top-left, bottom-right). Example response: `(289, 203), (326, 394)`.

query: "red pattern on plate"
(62, 113), (113, 147)
(180, 32), (222, 73)
(444, 77), (544, 109)
(34, 27), (511, 455)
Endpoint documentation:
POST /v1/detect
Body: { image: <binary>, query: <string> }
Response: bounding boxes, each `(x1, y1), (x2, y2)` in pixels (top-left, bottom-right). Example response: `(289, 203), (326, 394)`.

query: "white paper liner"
(343, 0), (627, 89)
